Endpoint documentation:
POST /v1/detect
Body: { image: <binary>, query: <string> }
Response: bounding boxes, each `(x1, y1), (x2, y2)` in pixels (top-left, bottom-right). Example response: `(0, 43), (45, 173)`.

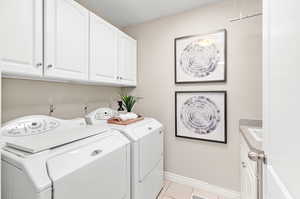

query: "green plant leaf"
(120, 95), (137, 112)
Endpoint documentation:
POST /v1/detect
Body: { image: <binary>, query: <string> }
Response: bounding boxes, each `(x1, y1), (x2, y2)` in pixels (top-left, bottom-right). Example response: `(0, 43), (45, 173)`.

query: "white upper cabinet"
(0, 0), (137, 86)
(44, 0), (89, 81)
(0, 0), (43, 77)
(118, 32), (137, 86)
(89, 13), (118, 83)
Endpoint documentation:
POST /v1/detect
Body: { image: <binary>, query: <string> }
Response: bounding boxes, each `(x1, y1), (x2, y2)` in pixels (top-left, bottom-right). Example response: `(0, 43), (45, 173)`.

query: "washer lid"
(6, 126), (109, 154)
(1, 115), (86, 138)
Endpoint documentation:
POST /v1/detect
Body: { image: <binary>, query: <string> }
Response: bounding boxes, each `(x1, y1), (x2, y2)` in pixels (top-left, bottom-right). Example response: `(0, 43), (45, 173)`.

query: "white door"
(89, 13), (118, 83)
(118, 32), (137, 86)
(44, 0), (89, 81)
(0, 0), (43, 77)
(263, 0), (299, 198)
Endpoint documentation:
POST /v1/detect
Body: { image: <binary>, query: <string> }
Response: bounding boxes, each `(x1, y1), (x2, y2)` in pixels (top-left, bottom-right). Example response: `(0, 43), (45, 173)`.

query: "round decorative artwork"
(180, 96), (221, 134)
(180, 39), (220, 78)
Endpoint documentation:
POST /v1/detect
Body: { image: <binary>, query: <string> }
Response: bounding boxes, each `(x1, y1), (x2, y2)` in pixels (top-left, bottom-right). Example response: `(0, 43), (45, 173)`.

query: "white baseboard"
(164, 171), (240, 199)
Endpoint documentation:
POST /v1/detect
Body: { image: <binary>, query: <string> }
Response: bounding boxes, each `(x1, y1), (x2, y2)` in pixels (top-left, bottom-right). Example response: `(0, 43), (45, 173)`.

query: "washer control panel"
(2, 118), (60, 137)
(1, 115), (86, 138)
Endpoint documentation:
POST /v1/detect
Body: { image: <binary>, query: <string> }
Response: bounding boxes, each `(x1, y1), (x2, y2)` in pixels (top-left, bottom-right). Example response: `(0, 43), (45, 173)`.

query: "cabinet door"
(241, 163), (246, 199)
(89, 13), (118, 83)
(241, 138), (257, 199)
(0, 0), (43, 77)
(44, 0), (89, 81)
(244, 166), (257, 199)
(118, 32), (137, 86)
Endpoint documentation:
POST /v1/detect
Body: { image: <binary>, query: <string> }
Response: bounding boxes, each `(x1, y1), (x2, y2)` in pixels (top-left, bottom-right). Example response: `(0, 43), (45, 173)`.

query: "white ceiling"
(75, 0), (222, 27)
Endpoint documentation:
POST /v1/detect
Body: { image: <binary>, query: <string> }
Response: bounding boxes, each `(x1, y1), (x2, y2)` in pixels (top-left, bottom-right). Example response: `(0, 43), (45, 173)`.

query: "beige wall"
(124, 0), (262, 191)
(2, 78), (120, 122)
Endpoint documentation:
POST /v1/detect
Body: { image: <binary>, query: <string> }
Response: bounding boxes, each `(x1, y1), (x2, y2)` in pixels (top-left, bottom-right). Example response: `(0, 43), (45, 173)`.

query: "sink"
(248, 128), (263, 142)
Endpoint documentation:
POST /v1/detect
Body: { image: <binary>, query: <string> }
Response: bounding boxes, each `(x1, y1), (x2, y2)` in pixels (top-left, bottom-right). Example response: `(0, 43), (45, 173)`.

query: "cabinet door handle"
(47, 64), (53, 69)
(91, 149), (103, 156)
(119, 77), (123, 80)
(36, 62), (43, 68)
(241, 161), (247, 168)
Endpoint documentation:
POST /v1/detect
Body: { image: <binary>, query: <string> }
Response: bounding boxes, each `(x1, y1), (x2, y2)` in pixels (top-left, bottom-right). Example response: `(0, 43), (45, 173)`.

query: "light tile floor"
(158, 180), (225, 199)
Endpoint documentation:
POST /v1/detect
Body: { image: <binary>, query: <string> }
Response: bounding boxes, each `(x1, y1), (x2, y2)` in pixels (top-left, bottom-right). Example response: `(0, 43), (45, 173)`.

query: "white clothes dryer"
(86, 108), (164, 199)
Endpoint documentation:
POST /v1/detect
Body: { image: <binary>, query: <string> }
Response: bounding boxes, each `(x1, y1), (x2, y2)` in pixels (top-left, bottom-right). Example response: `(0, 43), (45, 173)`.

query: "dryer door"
(46, 135), (130, 199)
(136, 125), (163, 181)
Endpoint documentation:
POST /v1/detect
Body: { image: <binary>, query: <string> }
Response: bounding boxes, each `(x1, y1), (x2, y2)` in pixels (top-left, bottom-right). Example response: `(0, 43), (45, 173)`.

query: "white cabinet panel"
(241, 137), (257, 199)
(118, 32), (137, 86)
(241, 163), (256, 199)
(44, 0), (89, 81)
(89, 13), (118, 83)
(0, 0), (43, 77)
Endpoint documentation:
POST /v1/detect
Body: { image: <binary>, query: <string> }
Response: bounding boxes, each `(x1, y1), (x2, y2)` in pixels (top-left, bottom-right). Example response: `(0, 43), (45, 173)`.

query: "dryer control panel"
(1, 115), (86, 137)
(85, 108), (118, 124)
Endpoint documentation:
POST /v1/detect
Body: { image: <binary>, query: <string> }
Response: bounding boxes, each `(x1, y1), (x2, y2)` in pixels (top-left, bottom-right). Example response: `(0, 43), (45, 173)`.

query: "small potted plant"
(119, 89), (143, 113)
(120, 94), (137, 112)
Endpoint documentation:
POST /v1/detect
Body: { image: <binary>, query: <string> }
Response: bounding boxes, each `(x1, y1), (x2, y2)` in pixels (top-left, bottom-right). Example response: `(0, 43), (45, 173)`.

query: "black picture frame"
(175, 91), (227, 144)
(174, 29), (227, 84)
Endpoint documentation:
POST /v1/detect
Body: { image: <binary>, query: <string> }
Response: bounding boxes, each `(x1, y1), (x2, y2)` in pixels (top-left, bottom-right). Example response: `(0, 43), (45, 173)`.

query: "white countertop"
(239, 119), (263, 152)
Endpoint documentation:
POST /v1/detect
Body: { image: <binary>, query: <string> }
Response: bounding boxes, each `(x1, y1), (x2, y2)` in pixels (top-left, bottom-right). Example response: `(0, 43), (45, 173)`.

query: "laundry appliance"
(86, 108), (164, 199)
(1, 115), (131, 199)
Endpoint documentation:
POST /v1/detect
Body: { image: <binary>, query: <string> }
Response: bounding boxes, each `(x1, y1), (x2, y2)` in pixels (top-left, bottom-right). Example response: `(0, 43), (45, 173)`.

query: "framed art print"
(175, 29), (227, 83)
(175, 91), (227, 144)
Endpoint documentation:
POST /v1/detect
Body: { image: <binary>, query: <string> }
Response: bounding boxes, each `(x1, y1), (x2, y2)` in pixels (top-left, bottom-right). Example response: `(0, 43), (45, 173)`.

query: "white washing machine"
(86, 108), (164, 199)
(1, 115), (131, 199)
